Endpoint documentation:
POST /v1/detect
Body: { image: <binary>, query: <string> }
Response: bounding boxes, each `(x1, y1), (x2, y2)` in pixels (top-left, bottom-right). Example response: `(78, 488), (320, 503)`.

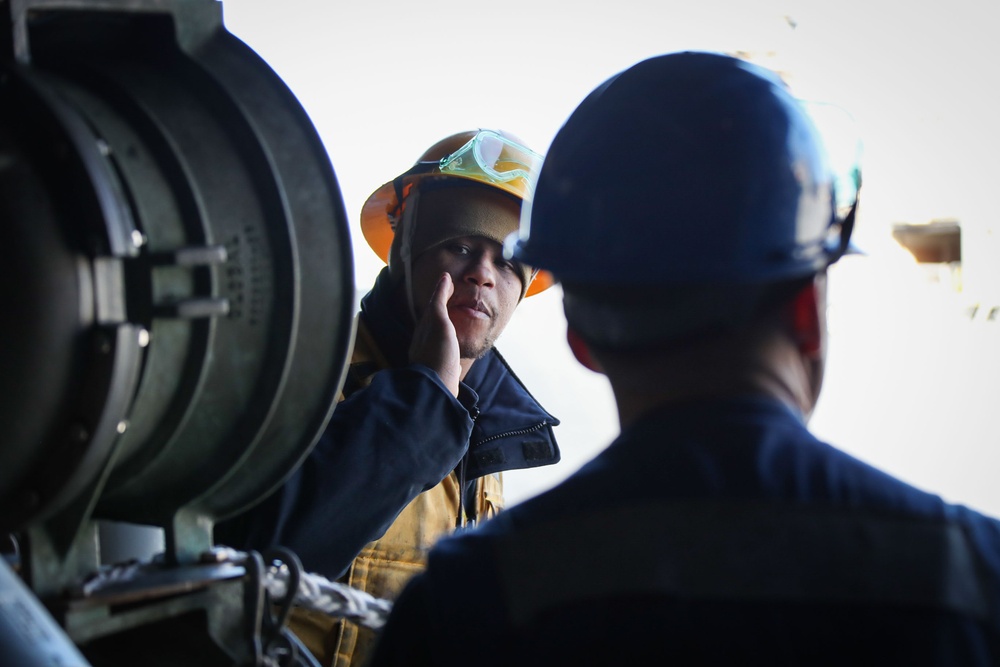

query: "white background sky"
(222, 1), (1000, 512)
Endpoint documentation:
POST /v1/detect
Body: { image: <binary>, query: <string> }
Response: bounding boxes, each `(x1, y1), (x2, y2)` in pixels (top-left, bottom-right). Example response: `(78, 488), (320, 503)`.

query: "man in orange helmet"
(217, 129), (560, 666)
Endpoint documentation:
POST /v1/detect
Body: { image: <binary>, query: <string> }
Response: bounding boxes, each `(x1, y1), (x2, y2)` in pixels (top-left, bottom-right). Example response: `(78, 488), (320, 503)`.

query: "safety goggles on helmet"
(361, 129), (553, 297)
(395, 130), (544, 207)
(437, 130), (543, 190)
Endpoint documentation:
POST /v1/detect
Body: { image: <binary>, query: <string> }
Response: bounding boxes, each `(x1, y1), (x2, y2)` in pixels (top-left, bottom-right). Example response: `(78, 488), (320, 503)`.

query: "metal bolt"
(131, 230), (146, 248)
(138, 328), (150, 347)
(116, 420), (128, 434)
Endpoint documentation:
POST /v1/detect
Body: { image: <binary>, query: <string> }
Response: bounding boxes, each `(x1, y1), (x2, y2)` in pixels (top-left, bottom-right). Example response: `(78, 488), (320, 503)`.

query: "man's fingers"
(430, 272), (454, 312)
(408, 272), (461, 397)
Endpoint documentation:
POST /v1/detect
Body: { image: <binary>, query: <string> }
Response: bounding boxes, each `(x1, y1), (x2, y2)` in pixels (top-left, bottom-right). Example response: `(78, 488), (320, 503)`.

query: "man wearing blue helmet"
(368, 53), (1000, 666)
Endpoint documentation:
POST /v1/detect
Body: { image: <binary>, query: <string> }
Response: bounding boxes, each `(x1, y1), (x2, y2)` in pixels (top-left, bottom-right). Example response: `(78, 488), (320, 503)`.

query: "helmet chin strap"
(398, 188), (422, 324)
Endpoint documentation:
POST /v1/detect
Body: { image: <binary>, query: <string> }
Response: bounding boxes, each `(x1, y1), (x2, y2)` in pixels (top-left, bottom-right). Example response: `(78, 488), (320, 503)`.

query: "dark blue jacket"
(215, 268), (560, 579)
(370, 396), (1000, 666)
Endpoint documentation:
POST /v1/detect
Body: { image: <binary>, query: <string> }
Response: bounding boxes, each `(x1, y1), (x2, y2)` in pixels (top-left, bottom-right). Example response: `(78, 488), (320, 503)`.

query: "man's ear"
(788, 279), (823, 360)
(566, 327), (604, 373)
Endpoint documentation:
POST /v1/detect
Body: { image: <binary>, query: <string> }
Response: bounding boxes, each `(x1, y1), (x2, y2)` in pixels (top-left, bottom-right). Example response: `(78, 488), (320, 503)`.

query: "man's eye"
(448, 244), (470, 255)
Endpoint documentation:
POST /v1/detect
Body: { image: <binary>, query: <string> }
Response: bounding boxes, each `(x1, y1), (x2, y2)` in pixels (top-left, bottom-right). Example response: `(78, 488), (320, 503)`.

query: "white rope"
(77, 559), (145, 596)
(77, 548), (394, 630)
(263, 563), (394, 630)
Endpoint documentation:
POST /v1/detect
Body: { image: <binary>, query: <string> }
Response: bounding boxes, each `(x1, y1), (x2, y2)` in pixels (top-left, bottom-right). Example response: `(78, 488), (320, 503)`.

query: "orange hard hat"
(360, 129), (553, 297)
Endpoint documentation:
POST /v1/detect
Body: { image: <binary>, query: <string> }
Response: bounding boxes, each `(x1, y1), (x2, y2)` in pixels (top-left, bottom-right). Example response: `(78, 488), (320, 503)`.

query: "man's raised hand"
(408, 273), (461, 397)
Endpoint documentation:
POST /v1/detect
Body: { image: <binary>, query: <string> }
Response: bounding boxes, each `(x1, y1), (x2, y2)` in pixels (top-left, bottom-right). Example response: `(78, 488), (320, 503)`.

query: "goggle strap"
(390, 175), (406, 225)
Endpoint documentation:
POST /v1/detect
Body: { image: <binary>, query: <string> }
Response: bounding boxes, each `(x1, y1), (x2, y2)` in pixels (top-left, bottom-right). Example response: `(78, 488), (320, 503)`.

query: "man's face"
(408, 190), (524, 360)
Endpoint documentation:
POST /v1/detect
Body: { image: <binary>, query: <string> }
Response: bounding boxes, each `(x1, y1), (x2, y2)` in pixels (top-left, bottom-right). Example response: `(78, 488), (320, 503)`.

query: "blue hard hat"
(506, 51), (860, 287)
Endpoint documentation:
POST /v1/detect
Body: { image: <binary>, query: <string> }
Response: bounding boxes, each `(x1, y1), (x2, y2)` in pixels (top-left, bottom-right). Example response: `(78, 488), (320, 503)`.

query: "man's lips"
(449, 297), (492, 320)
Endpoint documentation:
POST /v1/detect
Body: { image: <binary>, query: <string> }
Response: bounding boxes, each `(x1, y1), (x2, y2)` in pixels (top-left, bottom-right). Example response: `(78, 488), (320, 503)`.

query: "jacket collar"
(360, 267), (560, 477)
(359, 268), (413, 369)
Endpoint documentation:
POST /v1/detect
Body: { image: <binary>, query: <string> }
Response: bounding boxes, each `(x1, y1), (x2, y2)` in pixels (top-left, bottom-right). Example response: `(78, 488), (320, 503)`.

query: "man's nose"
(463, 253), (496, 287)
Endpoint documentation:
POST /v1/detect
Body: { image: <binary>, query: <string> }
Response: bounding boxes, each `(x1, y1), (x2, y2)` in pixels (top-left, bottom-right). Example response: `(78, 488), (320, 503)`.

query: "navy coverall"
(370, 396), (1000, 666)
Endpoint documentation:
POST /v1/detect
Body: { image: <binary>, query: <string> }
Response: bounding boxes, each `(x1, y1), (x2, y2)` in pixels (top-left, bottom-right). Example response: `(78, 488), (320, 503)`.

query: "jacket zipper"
(473, 420), (548, 448)
(456, 420), (550, 530)
(456, 408), (479, 530)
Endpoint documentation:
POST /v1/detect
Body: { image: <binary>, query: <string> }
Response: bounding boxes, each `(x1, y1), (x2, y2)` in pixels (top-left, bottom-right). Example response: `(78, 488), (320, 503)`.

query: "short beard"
(460, 333), (497, 361)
